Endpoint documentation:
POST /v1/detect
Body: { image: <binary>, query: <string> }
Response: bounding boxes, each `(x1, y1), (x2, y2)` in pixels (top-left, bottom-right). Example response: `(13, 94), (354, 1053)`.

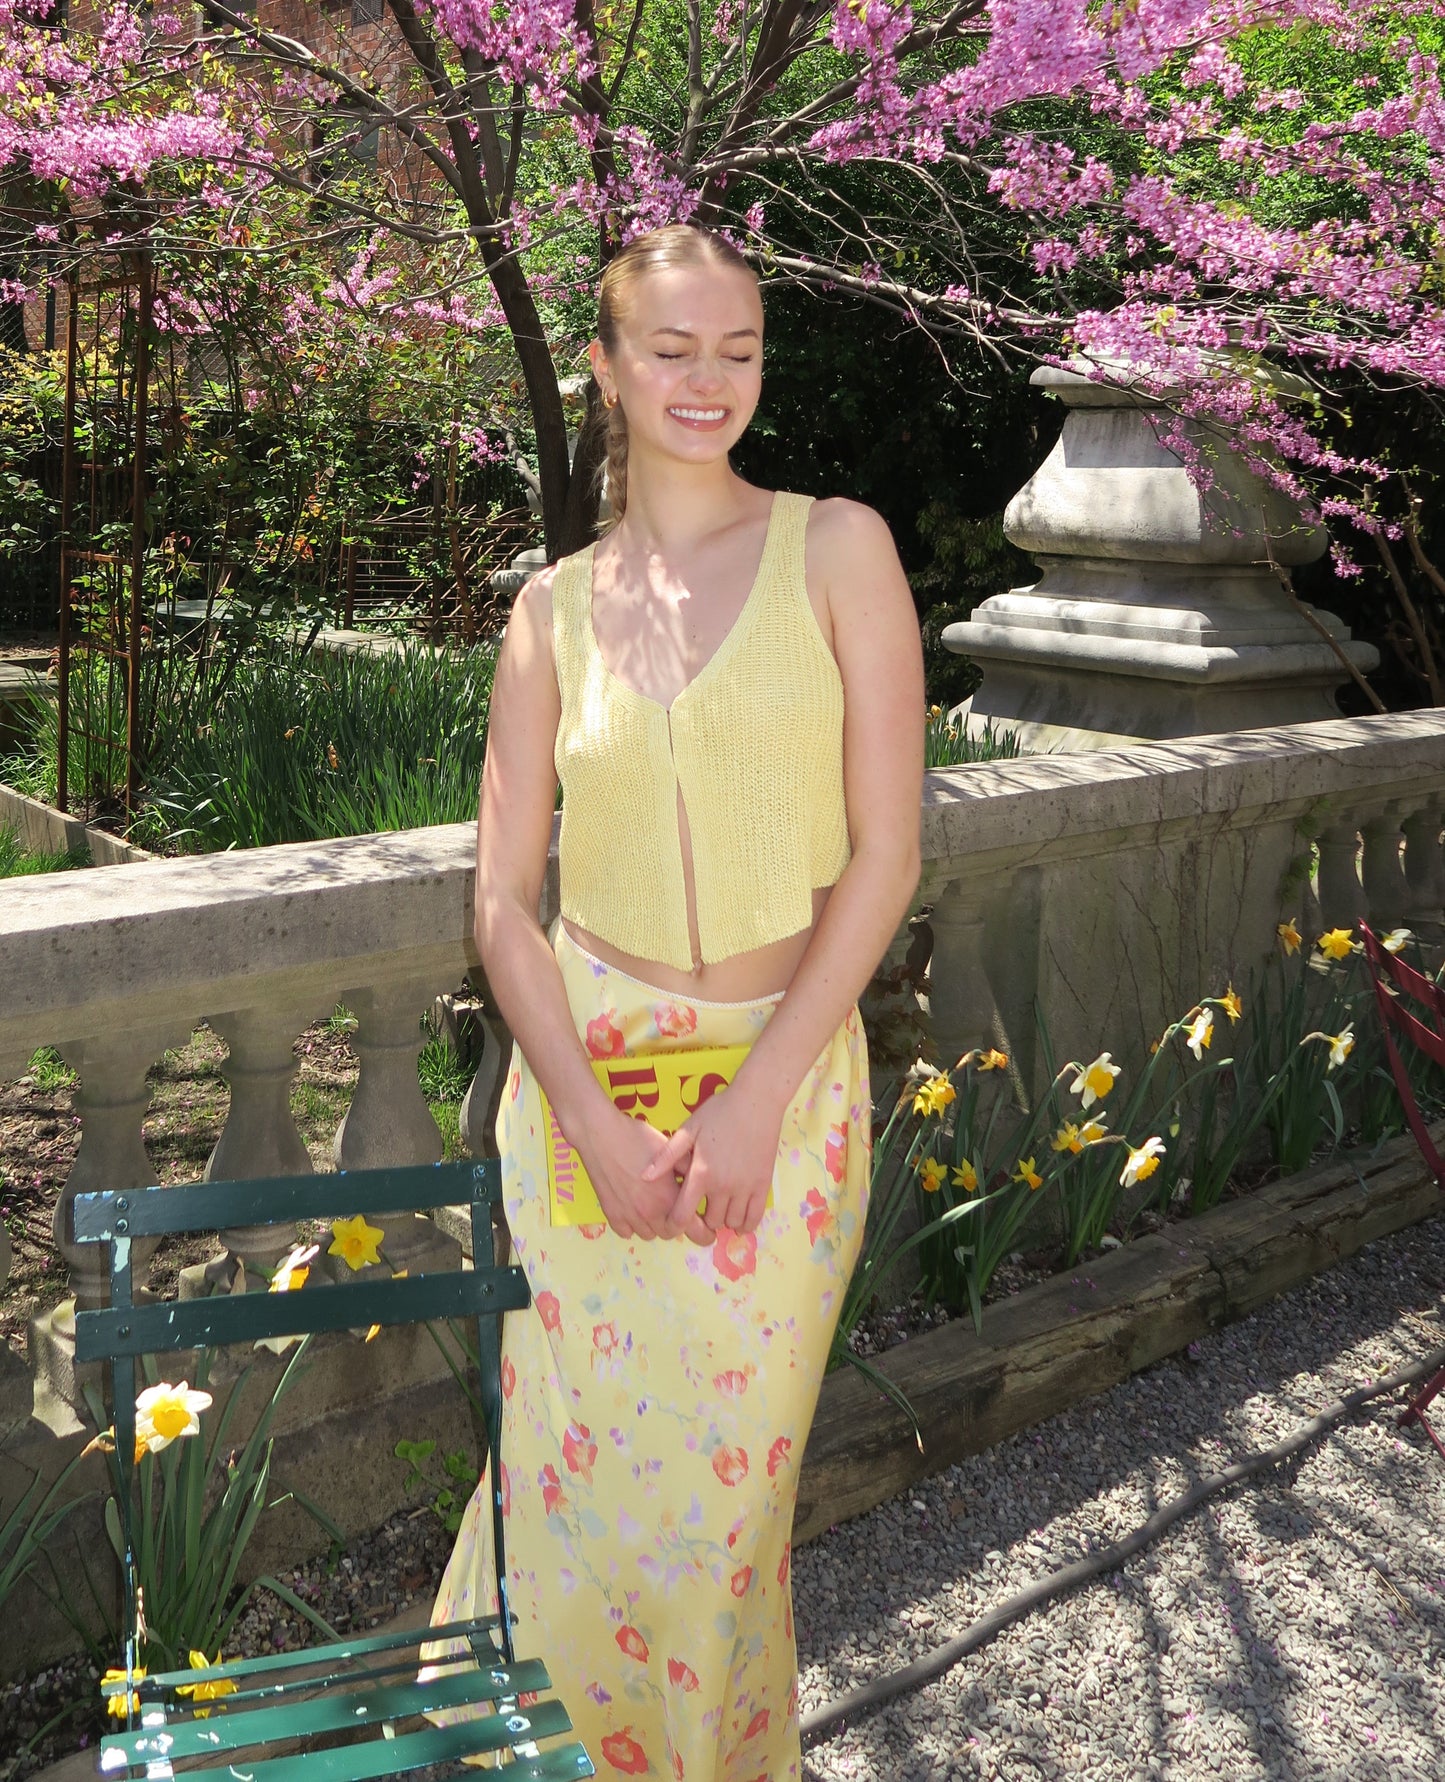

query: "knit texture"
(553, 491), (850, 971)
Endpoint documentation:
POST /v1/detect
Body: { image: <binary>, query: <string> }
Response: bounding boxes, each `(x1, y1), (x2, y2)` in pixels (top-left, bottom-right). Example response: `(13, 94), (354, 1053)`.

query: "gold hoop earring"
(603, 389), (619, 410)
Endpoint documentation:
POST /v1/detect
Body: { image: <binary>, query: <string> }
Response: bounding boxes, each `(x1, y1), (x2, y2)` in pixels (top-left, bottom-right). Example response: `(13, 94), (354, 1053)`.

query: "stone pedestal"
(944, 363), (1379, 751)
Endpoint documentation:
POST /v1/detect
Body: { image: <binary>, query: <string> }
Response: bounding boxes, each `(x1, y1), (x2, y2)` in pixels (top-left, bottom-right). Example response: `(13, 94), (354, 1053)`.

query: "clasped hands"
(580, 1085), (780, 1245)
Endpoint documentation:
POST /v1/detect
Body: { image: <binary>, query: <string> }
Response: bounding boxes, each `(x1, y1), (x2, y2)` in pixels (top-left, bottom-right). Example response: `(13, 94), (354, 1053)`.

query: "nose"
(687, 359), (726, 396)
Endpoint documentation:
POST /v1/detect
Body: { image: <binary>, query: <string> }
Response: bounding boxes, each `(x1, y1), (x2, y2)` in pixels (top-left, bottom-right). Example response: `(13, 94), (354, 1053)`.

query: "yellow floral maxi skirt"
(424, 925), (870, 1781)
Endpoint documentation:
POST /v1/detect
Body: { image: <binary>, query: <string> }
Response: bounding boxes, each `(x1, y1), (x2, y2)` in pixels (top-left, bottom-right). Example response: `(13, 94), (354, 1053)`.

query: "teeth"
(670, 408), (726, 421)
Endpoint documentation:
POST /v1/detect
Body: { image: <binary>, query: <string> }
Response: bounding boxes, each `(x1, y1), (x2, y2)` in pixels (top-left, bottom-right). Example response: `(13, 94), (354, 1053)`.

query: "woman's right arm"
(474, 569), (696, 1243)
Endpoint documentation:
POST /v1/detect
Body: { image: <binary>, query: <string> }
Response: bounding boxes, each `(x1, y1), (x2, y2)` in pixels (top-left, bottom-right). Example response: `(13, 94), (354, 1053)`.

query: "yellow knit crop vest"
(551, 491), (851, 971)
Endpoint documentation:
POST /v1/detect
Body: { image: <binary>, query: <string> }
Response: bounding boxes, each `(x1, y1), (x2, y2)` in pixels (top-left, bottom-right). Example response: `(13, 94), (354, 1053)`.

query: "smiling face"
(590, 260), (764, 472)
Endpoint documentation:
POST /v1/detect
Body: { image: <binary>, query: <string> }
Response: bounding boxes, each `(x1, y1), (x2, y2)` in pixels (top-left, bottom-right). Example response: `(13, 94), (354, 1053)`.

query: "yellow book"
(542, 1045), (758, 1226)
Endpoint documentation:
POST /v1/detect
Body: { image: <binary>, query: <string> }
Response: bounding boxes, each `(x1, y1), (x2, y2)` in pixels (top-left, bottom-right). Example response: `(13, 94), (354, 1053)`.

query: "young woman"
(427, 223), (923, 1780)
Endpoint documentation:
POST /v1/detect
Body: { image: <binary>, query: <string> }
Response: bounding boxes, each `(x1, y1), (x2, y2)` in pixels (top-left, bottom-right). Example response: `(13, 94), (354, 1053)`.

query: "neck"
(613, 447), (751, 556)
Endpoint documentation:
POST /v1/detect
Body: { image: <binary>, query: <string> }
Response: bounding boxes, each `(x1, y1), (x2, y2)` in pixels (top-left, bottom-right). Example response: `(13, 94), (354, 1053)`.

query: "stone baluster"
(31, 1021), (184, 1431)
(1314, 819), (1369, 931)
(1360, 806), (1411, 930)
(199, 1001), (323, 1294)
(459, 1008), (512, 1162)
(334, 980), (448, 1277)
(1402, 805), (1445, 932)
(926, 874), (1012, 1074)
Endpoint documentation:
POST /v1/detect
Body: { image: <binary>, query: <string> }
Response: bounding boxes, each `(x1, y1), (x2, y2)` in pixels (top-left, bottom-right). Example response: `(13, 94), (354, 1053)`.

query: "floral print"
(425, 926), (870, 1779)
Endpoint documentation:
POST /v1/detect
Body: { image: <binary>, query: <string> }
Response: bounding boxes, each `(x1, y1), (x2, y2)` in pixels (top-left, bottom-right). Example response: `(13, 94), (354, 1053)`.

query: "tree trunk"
(480, 244), (572, 560)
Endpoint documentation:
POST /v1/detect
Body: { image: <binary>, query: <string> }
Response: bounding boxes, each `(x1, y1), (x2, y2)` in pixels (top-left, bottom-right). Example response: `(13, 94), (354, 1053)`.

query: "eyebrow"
(648, 326), (761, 342)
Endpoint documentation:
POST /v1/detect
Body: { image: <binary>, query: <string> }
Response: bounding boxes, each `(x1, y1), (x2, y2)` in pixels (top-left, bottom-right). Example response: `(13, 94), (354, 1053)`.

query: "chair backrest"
(72, 1159), (527, 1659)
(1360, 922), (1445, 1190)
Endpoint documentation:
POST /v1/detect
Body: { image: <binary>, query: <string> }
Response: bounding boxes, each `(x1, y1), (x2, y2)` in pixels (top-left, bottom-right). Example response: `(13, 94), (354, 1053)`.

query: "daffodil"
(1013, 1156), (1044, 1191)
(912, 1074), (957, 1118)
(1070, 1052), (1120, 1109)
(929, 703), (943, 719)
(952, 1160), (979, 1194)
(978, 1048), (1009, 1072)
(328, 1214), (385, 1271)
(1277, 919), (1302, 956)
(1221, 985), (1243, 1022)
(1185, 1008), (1214, 1061)
(102, 1666), (146, 1718)
(1317, 927), (1357, 961)
(1120, 1136), (1166, 1189)
(134, 1381), (212, 1454)
(1078, 1118), (1109, 1146)
(176, 1651), (238, 1718)
(1382, 928), (1413, 954)
(268, 1242), (319, 1293)
(1051, 1121), (1081, 1154)
(917, 1155), (945, 1194)
(1326, 1027), (1355, 1071)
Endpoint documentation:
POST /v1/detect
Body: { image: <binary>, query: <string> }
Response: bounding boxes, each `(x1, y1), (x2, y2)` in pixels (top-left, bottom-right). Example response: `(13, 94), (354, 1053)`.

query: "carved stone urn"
(943, 362), (1379, 751)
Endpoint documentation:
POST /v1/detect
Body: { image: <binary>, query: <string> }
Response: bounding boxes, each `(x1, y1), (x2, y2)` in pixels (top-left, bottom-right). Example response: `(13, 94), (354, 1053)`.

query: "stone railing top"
(4, 712), (1444, 1053)
(920, 711), (1445, 878)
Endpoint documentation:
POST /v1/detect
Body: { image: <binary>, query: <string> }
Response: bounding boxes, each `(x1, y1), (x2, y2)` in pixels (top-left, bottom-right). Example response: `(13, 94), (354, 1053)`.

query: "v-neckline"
(584, 493), (782, 715)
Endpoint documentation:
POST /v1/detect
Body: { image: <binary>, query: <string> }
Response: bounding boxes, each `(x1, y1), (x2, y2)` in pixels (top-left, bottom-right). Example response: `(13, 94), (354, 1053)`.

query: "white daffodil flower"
(1120, 1136), (1166, 1189)
(1070, 1052), (1121, 1110)
(134, 1381), (213, 1454)
(1185, 1009), (1214, 1061)
(1382, 928), (1413, 954)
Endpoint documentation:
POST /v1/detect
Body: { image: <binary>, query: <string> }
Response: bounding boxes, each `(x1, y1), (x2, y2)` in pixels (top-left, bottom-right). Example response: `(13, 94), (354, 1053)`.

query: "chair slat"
(105, 1672), (572, 1767)
(102, 1711), (590, 1782)
(140, 1615), (520, 1691)
(76, 1266), (530, 1361)
(73, 1159), (500, 1242)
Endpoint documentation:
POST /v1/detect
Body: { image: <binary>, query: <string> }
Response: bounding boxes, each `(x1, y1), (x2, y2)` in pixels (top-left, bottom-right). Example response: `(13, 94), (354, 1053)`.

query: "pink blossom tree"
(2, 0), (1443, 569)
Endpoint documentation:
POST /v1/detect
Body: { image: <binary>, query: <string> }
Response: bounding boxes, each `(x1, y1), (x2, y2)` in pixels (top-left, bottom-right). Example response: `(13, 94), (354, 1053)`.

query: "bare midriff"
(563, 886), (831, 1002)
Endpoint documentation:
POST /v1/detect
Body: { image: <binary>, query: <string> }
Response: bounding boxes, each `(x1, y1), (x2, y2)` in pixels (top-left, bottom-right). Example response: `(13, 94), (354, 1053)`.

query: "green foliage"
(26, 1046), (77, 1091)
(0, 1438), (87, 1614)
(0, 825), (88, 878)
(145, 641), (496, 850)
(394, 1437), (479, 1537)
(832, 921), (1445, 1363)
(65, 1345), (341, 1672)
(925, 708), (1025, 769)
(418, 1013), (474, 1105)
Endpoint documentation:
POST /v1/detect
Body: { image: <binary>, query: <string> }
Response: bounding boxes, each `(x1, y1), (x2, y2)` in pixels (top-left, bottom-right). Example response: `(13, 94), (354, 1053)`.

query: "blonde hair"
(594, 224), (758, 527)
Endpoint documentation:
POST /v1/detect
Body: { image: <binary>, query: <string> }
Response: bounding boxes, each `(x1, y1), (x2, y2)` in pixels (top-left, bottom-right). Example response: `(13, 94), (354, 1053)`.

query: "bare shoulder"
(806, 496), (913, 619)
(808, 495), (897, 560)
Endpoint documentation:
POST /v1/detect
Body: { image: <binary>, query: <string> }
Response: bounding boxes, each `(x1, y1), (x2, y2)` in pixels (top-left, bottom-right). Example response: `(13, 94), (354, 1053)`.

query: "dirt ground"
(0, 1023), (359, 1358)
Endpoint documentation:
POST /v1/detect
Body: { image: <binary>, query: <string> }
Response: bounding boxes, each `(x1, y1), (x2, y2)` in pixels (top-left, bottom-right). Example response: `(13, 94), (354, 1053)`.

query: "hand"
(575, 1102), (696, 1242)
(643, 1083), (783, 1241)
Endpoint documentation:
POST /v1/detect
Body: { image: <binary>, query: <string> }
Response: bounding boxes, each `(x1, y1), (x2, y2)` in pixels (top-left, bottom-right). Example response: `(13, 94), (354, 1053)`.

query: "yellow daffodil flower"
(1327, 1027), (1355, 1071)
(1070, 1052), (1120, 1109)
(328, 1214), (385, 1271)
(1185, 1008), (1214, 1061)
(102, 1666), (146, 1718)
(929, 703), (943, 719)
(1120, 1136), (1166, 1189)
(268, 1242), (319, 1293)
(912, 1074), (957, 1118)
(1382, 928), (1413, 954)
(978, 1048), (1009, 1072)
(134, 1382), (212, 1454)
(1013, 1156), (1044, 1192)
(364, 1269), (408, 1343)
(176, 1650), (238, 1718)
(916, 1155), (945, 1194)
(1277, 919), (1302, 955)
(1051, 1121), (1082, 1154)
(1221, 985), (1243, 1022)
(952, 1160), (979, 1194)
(1317, 927), (1357, 961)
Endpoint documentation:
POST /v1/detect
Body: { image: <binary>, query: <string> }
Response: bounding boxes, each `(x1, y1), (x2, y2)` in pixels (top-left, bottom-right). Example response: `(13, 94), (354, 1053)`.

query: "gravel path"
(795, 1212), (1445, 1782)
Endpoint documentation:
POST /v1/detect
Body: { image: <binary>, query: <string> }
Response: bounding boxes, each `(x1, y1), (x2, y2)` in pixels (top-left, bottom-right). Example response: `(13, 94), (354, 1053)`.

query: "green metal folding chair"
(72, 1158), (594, 1781)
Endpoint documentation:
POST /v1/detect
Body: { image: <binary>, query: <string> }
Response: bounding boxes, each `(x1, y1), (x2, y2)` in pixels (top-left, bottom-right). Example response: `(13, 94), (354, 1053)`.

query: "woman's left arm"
(649, 498), (925, 1235)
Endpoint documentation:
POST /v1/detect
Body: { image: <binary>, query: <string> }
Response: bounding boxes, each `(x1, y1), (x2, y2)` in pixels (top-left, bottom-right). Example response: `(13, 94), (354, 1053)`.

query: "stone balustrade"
(2, 709), (1445, 1528)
